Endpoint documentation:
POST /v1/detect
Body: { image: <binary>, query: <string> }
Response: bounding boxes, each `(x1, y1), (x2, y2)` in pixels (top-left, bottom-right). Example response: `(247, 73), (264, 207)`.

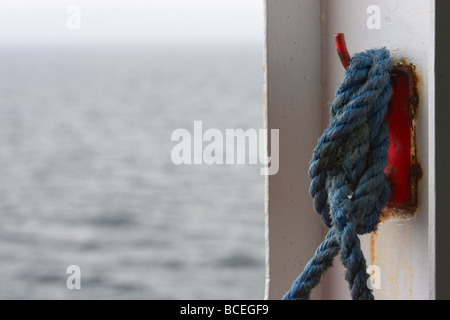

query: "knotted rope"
(283, 48), (393, 300)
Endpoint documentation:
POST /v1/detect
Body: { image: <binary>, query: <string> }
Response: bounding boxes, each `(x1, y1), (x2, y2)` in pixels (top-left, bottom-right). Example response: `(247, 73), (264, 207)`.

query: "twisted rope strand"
(283, 48), (392, 300)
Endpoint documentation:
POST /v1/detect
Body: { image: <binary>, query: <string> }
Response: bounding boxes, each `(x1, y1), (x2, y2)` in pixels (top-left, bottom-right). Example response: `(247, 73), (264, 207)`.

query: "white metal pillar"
(264, 0), (436, 300)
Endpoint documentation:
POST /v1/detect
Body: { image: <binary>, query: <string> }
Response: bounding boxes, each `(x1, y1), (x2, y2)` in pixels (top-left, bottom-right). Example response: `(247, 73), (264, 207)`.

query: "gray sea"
(0, 45), (265, 299)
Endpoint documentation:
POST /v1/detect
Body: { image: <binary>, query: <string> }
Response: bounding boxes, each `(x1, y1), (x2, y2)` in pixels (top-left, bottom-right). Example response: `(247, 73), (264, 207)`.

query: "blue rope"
(283, 48), (392, 300)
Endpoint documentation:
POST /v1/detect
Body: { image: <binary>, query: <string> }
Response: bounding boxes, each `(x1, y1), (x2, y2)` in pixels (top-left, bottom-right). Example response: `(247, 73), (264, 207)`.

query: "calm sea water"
(0, 45), (265, 299)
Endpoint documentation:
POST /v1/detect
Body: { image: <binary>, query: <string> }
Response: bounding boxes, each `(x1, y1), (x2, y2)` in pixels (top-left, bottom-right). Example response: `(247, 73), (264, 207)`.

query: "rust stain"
(382, 59), (423, 220)
(407, 250), (414, 300)
(370, 231), (377, 266)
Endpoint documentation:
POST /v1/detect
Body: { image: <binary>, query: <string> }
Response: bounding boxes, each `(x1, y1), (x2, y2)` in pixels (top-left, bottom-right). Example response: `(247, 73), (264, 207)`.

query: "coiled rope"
(283, 48), (393, 300)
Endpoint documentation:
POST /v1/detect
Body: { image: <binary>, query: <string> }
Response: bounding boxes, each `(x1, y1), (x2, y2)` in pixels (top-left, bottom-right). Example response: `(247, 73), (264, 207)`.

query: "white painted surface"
(264, 0), (323, 300)
(265, 0), (435, 300)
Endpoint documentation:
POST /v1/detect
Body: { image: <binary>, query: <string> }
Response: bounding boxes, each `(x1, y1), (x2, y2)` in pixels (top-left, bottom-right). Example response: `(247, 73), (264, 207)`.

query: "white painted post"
(264, 0), (323, 300)
(264, 0), (436, 300)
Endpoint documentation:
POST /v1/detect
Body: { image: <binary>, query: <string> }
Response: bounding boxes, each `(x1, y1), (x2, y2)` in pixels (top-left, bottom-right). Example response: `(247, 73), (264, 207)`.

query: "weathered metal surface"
(384, 62), (422, 217)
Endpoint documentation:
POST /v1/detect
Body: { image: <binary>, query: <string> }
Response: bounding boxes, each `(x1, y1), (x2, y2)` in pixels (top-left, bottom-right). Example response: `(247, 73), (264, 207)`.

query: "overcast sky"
(0, 0), (264, 46)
